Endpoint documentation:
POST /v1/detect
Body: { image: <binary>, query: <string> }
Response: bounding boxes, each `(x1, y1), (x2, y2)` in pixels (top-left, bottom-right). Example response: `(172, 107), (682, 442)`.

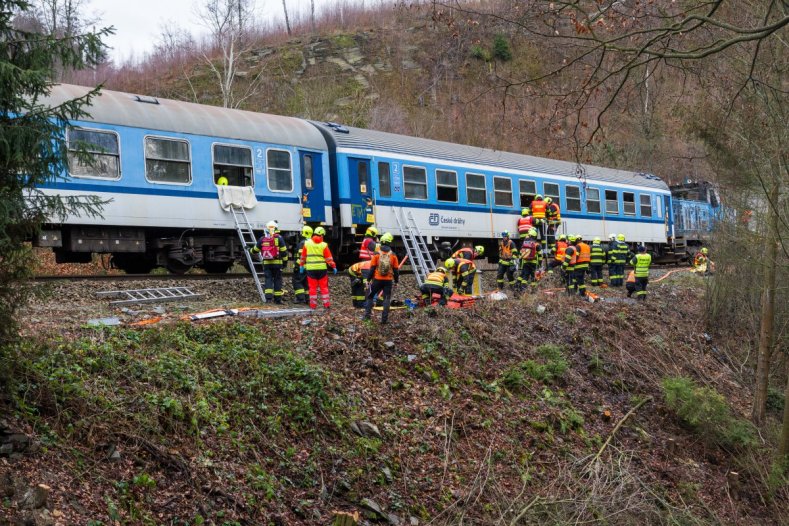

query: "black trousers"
(496, 263), (516, 290)
(263, 264), (283, 302)
(634, 276), (648, 299)
(589, 264), (603, 286)
(567, 267), (587, 296)
(350, 277), (366, 307)
(364, 280), (394, 323)
(292, 270), (307, 303)
(519, 261), (537, 289)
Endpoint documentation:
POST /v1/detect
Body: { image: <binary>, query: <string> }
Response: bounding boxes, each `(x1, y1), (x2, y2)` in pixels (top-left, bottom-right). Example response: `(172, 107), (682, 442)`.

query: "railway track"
(33, 263), (685, 282)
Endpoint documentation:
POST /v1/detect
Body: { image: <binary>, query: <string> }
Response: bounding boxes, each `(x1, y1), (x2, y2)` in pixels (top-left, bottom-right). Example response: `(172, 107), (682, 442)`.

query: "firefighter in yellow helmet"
(291, 225), (313, 304)
(420, 267), (451, 306)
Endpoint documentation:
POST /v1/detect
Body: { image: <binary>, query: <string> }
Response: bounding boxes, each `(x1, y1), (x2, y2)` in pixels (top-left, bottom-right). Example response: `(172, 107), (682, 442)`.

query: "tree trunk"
(751, 184), (779, 424)
(780, 359), (789, 459)
(282, 0), (291, 35)
(310, 0), (315, 31)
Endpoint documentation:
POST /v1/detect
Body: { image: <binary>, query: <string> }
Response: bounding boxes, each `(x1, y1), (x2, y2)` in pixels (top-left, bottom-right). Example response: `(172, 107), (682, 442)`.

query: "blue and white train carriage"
(37, 84), (332, 273)
(314, 122), (674, 260)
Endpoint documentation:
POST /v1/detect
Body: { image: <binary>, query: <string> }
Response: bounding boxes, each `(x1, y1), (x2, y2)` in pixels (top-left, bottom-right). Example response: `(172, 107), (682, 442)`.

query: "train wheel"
(204, 261), (233, 274)
(166, 259), (193, 275)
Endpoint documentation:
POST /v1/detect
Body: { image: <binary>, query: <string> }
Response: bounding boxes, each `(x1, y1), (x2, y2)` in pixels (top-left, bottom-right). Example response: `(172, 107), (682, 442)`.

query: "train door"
(663, 195), (673, 239)
(299, 151), (325, 223)
(347, 157), (374, 225)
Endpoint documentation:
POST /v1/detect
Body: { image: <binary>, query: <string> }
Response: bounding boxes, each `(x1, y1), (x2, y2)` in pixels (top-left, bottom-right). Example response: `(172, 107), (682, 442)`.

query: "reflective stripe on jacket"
(359, 237), (377, 260)
(575, 242), (591, 265)
(554, 241), (568, 261)
(517, 216), (533, 235)
(631, 253), (652, 278)
(425, 271), (448, 287)
(452, 248), (474, 260)
(531, 200), (547, 219)
(563, 246), (577, 267)
(546, 202), (561, 222)
(300, 236), (335, 270)
(348, 260), (372, 278)
(590, 243), (605, 264)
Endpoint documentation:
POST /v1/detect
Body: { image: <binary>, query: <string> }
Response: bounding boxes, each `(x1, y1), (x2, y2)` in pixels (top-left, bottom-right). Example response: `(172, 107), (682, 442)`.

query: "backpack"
(500, 241), (513, 259)
(258, 234), (280, 260)
(377, 251), (393, 277)
(521, 241), (537, 261)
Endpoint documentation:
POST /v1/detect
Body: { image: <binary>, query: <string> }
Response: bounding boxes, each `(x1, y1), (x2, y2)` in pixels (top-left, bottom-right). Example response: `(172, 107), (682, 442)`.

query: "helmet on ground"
(366, 226), (378, 237)
(266, 220), (277, 230)
(521, 208), (530, 216)
(301, 225), (313, 238)
(617, 234), (626, 241)
(638, 244), (647, 252)
(593, 237), (601, 243)
(501, 230), (510, 238)
(567, 235), (577, 243)
(380, 232), (394, 244)
(437, 267), (447, 273)
(701, 247), (708, 254)
(535, 194), (543, 200)
(528, 228), (537, 237)
(545, 197), (552, 204)
(444, 258), (456, 269)
(474, 245), (485, 256)
(314, 226), (326, 237)
(558, 234), (567, 241)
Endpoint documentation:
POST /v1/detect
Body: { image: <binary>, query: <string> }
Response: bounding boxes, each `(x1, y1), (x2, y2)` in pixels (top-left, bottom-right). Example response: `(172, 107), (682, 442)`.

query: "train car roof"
(41, 84), (328, 151)
(314, 122), (669, 191)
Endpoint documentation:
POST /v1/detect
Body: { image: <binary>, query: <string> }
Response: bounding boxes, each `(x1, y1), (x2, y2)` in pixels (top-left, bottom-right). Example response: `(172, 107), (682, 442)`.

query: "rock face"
(0, 420), (32, 457)
(21, 484), (50, 510)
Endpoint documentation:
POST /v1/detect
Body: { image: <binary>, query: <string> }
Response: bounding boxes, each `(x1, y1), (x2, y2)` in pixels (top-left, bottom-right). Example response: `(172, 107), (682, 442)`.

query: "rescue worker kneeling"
(420, 267), (451, 306)
(348, 260), (372, 308)
(363, 233), (400, 324)
(445, 257), (476, 295)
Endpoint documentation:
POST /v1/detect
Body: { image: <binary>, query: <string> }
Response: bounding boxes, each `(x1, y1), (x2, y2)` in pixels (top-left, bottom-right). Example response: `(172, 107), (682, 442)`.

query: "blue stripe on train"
(342, 198), (666, 224)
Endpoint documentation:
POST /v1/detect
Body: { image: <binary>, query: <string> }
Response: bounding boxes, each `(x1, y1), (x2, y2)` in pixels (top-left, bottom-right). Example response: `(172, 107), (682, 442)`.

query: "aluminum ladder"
(96, 287), (201, 306)
(229, 205), (267, 303)
(394, 208), (435, 287)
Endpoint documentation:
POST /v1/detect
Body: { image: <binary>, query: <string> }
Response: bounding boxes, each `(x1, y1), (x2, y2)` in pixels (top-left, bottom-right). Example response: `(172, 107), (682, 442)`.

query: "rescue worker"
(420, 267), (452, 306)
(359, 226), (379, 261)
(250, 220), (288, 303)
(630, 245), (652, 300)
(518, 228), (540, 291)
(291, 225), (313, 304)
(562, 235), (577, 294)
(363, 233), (400, 324)
(549, 234), (568, 275)
(452, 245), (484, 261)
(589, 236), (605, 286)
(606, 233), (617, 284)
(517, 208), (534, 240)
(445, 257), (477, 295)
(545, 197), (561, 254)
(496, 231), (518, 291)
(348, 260), (372, 307)
(625, 270), (637, 298)
(608, 234), (628, 287)
(531, 194), (548, 255)
(572, 234), (590, 296)
(694, 247), (710, 273)
(299, 226), (337, 310)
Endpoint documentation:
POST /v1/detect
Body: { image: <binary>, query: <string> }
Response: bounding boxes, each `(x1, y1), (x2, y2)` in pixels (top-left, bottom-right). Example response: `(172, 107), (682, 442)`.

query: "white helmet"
(266, 220), (277, 230)
(608, 233), (616, 240)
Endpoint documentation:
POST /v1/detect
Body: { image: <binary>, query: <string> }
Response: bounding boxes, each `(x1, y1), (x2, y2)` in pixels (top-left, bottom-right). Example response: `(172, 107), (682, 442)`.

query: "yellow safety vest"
(304, 239), (329, 270)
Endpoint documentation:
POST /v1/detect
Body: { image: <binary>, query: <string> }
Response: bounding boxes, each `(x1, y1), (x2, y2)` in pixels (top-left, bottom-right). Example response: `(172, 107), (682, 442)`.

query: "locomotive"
(33, 84), (712, 272)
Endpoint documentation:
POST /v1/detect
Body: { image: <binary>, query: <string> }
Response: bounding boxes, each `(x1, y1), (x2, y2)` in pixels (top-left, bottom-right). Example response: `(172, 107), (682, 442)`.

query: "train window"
(466, 173), (487, 205)
(67, 128), (120, 179)
(519, 180), (536, 208)
(213, 144), (252, 187)
(357, 161), (369, 194)
(302, 154), (314, 190)
(377, 162), (392, 198)
(266, 149), (293, 192)
(494, 176), (513, 207)
(640, 194), (653, 217)
(436, 170), (458, 202)
(605, 190), (619, 214)
(586, 188), (601, 213)
(144, 136), (191, 184)
(543, 182), (560, 202)
(565, 185), (582, 212)
(403, 166), (427, 199)
(623, 192), (636, 215)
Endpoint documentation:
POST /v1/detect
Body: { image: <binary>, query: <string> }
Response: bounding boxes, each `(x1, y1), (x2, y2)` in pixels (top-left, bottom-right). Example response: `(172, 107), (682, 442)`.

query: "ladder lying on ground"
(229, 205), (267, 303)
(96, 287), (201, 306)
(394, 208), (435, 287)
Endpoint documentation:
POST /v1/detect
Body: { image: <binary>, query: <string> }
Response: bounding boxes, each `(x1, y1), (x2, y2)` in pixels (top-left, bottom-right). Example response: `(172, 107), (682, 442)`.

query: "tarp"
(217, 186), (257, 211)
